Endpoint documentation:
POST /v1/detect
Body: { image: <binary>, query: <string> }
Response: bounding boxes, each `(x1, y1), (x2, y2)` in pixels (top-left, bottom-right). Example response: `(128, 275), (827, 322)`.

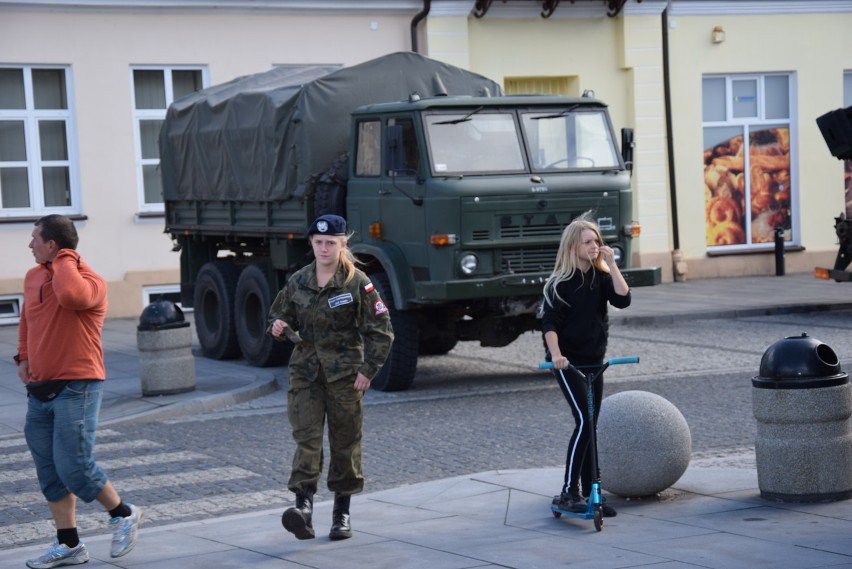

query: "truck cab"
(323, 95), (651, 389)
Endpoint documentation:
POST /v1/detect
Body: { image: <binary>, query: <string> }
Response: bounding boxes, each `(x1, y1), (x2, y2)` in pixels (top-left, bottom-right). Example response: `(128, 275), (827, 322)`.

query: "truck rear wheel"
(194, 261), (242, 360)
(369, 272), (418, 392)
(235, 263), (293, 367)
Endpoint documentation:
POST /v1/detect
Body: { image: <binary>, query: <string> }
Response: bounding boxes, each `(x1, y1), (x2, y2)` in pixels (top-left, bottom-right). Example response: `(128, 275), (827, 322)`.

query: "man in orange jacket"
(16, 215), (143, 569)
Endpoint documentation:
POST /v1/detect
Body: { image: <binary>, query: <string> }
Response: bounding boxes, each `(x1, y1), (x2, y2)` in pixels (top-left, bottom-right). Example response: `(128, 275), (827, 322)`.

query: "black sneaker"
(554, 492), (586, 513)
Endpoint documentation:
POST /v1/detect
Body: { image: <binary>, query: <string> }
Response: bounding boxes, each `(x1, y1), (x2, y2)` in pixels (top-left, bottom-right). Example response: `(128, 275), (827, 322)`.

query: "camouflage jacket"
(268, 262), (394, 383)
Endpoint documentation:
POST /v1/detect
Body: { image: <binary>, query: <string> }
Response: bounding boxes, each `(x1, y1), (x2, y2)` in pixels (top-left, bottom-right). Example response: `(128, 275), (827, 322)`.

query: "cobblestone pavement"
(2, 310), (850, 549)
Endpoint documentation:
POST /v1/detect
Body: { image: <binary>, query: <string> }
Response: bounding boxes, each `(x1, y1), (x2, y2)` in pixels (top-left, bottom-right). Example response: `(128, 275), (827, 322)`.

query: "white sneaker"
(26, 538), (89, 568)
(109, 504), (143, 558)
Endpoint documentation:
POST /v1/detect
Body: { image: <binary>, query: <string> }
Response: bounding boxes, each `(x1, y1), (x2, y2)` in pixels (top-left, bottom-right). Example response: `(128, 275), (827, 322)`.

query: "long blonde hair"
(542, 213), (609, 308)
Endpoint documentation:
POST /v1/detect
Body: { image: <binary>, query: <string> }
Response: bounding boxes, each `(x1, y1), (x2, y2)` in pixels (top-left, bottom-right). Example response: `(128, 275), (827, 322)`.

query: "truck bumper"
(622, 266), (662, 287)
(414, 274), (548, 302)
(414, 266), (661, 303)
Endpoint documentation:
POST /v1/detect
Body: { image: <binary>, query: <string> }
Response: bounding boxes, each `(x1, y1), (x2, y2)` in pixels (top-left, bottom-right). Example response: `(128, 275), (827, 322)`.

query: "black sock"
(108, 502), (132, 519)
(57, 528), (79, 548)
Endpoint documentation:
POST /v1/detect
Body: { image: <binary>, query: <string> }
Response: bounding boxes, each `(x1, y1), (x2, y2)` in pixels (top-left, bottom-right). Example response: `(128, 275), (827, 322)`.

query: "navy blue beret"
(307, 214), (347, 237)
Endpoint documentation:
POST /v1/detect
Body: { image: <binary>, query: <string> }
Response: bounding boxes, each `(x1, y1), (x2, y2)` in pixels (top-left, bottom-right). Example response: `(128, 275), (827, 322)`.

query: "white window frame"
(0, 65), (80, 218)
(702, 72), (798, 252)
(142, 284), (190, 312)
(0, 294), (24, 325)
(130, 65), (208, 214)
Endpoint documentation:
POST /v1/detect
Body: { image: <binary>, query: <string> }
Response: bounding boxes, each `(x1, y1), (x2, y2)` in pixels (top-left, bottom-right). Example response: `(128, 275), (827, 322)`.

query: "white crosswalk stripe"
(0, 489), (293, 548)
(2, 466), (260, 509)
(0, 439), (162, 466)
(0, 432), (290, 549)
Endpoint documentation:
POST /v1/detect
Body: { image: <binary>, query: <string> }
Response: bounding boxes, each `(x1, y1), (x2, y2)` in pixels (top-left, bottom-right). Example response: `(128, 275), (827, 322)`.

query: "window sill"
(707, 245), (805, 257)
(0, 214), (88, 225)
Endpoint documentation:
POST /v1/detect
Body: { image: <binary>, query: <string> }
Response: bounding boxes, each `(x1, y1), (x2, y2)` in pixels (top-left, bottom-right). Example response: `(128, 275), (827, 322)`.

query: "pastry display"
(704, 128), (791, 246)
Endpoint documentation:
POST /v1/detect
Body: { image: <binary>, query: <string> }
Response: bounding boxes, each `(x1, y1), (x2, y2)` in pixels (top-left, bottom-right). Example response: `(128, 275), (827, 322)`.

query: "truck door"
(380, 117), (427, 270)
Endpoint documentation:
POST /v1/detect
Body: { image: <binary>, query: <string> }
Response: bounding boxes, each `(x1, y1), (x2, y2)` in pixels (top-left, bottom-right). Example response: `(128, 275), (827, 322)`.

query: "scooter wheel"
(552, 510), (562, 518)
(594, 507), (603, 531)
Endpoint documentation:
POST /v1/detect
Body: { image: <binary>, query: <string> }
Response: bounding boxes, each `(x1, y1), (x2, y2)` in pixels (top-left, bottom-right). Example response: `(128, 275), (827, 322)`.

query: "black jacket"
(541, 268), (631, 362)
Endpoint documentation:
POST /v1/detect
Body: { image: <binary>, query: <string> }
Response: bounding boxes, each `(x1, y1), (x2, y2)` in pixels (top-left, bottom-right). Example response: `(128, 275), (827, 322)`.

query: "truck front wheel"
(235, 263), (293, 367)
(194, 261), (242, 360)
(369, 272), (418, 392)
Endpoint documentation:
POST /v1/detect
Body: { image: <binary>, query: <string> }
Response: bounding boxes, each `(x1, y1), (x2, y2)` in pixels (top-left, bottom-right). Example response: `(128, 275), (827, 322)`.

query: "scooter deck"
(550, 502), (597, 520)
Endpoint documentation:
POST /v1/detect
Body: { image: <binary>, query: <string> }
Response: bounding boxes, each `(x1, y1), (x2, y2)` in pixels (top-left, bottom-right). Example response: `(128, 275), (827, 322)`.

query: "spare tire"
(313, 153), (348, 218)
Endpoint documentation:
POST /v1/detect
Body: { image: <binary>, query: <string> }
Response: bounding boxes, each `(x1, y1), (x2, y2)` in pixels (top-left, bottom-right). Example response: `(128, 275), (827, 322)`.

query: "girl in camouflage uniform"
(268, 214), (393, 541)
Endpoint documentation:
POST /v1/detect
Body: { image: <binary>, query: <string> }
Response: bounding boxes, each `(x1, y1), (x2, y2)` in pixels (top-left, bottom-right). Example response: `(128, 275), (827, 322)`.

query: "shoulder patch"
(364, 282), (374, 294)
(373, 298), (388, 316)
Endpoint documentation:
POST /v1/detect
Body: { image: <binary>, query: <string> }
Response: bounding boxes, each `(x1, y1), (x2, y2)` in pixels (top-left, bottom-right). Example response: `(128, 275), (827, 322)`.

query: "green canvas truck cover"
(159, 51), (503, 202)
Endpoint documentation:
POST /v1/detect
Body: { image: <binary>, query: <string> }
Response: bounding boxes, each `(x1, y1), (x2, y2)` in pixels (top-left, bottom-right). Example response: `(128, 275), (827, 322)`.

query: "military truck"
(160, 51), (658, 392)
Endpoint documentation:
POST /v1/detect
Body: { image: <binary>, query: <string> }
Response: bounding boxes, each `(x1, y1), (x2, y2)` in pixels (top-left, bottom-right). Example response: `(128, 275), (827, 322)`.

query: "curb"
(611, 301), (852, 326)
(100, 375), (280, 426)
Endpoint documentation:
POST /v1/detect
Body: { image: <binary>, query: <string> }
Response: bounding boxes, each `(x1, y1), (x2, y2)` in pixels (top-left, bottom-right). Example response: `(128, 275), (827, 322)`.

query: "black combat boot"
(328, 494), (352, 540)
(282, 490), (315, 539)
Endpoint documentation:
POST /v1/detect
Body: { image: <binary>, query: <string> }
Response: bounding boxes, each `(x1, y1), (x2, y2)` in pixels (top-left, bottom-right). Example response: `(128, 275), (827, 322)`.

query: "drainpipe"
(663, 0), (687, 281)
(411, 0), (431, 53)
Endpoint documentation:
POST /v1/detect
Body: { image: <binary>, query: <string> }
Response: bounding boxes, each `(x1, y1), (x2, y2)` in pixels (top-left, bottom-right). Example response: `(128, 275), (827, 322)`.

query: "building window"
(0, 66), (78, 217)
(142, 284), (189, 311)
(504, 76), (578, 96)
(131, 67), (206, 212)
(702, 73), (794, 250)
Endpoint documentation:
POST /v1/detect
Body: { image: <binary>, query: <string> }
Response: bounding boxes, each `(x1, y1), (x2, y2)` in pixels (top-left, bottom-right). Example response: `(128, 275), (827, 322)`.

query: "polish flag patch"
(364, 282), (375, 294)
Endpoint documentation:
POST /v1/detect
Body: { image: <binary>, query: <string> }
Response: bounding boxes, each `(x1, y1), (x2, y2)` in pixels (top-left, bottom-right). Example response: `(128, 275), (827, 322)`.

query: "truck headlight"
(611, 245), (624, 267)
(459, 253), (479, 275)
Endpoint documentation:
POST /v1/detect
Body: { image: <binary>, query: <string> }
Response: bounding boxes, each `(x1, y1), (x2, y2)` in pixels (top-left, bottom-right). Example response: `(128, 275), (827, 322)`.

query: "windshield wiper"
(531, 104), (580, 120)
(433, 106), (485, 125)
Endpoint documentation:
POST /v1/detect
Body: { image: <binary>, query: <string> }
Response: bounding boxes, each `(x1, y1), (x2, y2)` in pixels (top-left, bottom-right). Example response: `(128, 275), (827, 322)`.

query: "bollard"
(774, 225), (785, 276)
(137, 301), (196, 396)
(752, 333), (852, 502)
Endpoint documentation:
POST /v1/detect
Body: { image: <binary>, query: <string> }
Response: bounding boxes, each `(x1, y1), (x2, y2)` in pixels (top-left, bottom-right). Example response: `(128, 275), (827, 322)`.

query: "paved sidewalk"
(1, 272), (851, 568)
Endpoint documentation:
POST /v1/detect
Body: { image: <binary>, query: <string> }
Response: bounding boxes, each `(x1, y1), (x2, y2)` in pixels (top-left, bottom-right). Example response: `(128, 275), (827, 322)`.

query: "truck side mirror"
(621, 128), (634, 172)
(386, 124), (406, 174)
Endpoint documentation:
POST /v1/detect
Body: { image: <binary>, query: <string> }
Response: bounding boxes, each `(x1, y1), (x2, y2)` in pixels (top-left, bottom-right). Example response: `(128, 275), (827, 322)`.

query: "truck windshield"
(521, 109), (620, 171)
(425, 112), (526, 175)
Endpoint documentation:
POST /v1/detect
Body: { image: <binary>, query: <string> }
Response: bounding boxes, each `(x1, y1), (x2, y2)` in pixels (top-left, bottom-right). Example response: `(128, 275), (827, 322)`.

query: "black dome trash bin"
(137, 301), (196, 396)
(752, 333), (852, 502)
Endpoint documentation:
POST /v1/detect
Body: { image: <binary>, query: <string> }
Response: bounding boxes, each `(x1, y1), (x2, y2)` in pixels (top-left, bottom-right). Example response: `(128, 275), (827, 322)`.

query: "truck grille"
(499, 222), (563, 239)
(471, 223), (563, 241)
(499, 246), (557, 273)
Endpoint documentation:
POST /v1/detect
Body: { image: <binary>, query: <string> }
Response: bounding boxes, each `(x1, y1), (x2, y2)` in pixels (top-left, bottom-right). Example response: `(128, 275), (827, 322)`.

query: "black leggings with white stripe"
(554, 360), (604, 498)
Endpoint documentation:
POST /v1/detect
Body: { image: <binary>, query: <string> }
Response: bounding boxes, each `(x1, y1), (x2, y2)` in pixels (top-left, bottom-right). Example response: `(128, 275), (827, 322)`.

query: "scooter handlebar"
(538, 356), (639, 369)
(607, 356), (640, 365)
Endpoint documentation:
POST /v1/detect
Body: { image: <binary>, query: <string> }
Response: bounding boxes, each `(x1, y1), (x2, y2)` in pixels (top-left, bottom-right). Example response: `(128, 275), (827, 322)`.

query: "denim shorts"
(24, 380), (109, 503)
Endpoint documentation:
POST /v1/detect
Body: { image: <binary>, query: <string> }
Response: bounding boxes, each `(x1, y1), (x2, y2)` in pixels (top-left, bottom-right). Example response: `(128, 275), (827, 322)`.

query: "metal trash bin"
(752, 333), (852, 502)
(137, 301), (196, 396)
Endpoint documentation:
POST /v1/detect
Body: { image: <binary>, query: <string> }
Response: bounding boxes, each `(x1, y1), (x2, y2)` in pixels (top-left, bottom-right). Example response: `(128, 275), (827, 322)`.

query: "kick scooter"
(540, 355), (639, 531)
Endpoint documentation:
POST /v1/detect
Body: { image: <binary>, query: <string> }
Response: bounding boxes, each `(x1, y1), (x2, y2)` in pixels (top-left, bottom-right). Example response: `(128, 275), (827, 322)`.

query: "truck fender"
(350, 242), (415, 310)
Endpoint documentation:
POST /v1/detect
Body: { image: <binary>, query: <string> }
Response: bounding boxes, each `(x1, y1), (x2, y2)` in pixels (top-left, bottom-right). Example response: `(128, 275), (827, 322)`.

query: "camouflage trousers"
(287, 369), (364, 496)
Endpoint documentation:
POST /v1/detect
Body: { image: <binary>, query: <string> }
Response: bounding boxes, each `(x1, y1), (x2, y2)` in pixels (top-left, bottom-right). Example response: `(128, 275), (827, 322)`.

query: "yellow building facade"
(1, 0), (850, 318)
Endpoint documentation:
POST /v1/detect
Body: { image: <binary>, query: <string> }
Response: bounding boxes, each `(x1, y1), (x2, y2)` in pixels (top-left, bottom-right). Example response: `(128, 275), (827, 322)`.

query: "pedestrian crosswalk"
(0, 428), (293, 549)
